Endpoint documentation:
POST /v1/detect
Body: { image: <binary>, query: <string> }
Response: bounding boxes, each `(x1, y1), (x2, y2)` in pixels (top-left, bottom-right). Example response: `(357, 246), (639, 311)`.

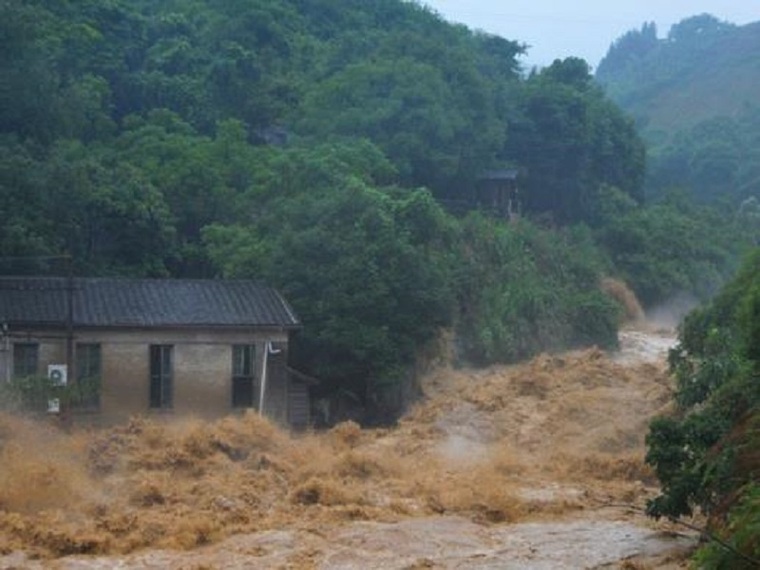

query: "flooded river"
(0, 326), (696, 569)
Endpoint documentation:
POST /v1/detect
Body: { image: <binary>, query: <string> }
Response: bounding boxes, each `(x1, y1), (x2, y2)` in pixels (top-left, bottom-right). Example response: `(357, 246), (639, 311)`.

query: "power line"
(0, 255), (72, 261)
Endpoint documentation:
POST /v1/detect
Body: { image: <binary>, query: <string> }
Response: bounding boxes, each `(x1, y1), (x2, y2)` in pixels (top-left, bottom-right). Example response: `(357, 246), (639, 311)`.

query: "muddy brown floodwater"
(0, 325), (697, 569)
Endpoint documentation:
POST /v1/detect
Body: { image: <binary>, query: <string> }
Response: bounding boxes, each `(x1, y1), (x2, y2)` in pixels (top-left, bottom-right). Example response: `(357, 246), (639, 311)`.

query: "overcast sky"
(422, 1), (758, 70)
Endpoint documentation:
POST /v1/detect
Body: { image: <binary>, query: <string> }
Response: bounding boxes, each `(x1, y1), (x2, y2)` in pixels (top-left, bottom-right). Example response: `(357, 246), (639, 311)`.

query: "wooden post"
(66, 255), (74, 378)
(62, 255), (74, 427)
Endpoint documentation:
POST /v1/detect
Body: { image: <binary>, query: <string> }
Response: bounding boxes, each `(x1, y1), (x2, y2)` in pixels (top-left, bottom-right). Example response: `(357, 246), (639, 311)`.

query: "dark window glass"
(232, 345), (257, 408)
(149, 345), (173, 409)
(74, 343), (101, 409)
(13, 343), (38, 379)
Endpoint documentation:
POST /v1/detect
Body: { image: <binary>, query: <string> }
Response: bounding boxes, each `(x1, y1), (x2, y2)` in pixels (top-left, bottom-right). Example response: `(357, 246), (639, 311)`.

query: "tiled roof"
(0, 277), (300, 328)
(479, 169), (519, 180)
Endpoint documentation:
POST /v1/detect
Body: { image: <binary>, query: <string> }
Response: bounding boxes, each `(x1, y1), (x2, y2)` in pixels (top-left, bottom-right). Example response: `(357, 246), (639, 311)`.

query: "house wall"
(261, 344), (288, 425)
(0, 341), (7, 383)
(2, 327), (296, 426)
(0, 336), (14, 383)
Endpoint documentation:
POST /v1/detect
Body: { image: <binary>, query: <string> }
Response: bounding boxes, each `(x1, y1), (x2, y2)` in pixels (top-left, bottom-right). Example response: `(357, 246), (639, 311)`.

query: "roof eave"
(3, 321), (302, 330)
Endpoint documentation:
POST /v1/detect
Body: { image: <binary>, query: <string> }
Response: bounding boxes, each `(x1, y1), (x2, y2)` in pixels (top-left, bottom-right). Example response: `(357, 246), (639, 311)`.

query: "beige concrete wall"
(262, 351), (289, 425)
(39, 340), (65, 371)
(99, 341), (149, 422)
(173, 342), (231, 418)
(4, 327), (295, 425)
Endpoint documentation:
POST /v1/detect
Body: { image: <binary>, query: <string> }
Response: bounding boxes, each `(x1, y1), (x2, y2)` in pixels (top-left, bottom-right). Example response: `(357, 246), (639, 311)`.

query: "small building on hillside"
(476, 169), (521, 219)
(0, 277), (310, 428)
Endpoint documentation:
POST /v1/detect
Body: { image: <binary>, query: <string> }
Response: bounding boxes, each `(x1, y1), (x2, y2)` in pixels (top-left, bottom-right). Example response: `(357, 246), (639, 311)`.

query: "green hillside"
(597, 15), (760, 202)
(598, 16), (760, 138)
(0, 1), (753, 421)
(638, 39), (760, 141)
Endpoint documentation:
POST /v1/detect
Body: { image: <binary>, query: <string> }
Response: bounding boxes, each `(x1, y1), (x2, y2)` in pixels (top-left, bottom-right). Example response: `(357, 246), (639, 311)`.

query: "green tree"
(596, 21), (658, 86)
(41, 140), (176, 275)
(204, 142), (455, 421)
(112, 111), (249, 275)
(646, 249), (760, 565)
(504, 58), (645, 223)
(454, 215), (618, 364)
(596, 192), (745, 306)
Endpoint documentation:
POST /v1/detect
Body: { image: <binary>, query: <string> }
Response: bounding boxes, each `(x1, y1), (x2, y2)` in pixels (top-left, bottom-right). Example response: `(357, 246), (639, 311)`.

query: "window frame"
(13, 342), (39, 380)
(74, 343), (101, 410)
(231, 344), (257, 408)
(149, 344), (173, 409)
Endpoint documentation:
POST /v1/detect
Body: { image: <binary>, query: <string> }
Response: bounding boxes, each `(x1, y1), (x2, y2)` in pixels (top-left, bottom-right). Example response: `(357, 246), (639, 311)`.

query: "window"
(13, 343), (39, 379)
(74, 343), (101, 409)
(232, 344), (257, 408)
(149, 345), (173, 409)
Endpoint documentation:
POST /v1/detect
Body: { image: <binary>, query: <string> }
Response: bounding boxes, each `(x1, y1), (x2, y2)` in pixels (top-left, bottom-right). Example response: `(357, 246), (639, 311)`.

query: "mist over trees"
(597, 15), (760, 203)
(599, 15), (760, 563)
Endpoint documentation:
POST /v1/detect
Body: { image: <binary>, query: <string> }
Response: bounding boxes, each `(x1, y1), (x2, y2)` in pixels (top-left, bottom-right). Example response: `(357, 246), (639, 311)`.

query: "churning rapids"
(0, 325), (697, 569)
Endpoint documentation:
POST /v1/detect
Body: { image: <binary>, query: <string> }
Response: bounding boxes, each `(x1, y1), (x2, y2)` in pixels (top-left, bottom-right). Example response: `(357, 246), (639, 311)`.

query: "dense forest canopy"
(0, 0), (755, 426)
(597, 14), (760, 204)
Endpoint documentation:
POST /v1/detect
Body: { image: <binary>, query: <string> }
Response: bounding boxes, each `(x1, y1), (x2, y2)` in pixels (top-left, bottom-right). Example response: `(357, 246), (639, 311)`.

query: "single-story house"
(476, 169), (520, 218)
(0, 277), (310, 428)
